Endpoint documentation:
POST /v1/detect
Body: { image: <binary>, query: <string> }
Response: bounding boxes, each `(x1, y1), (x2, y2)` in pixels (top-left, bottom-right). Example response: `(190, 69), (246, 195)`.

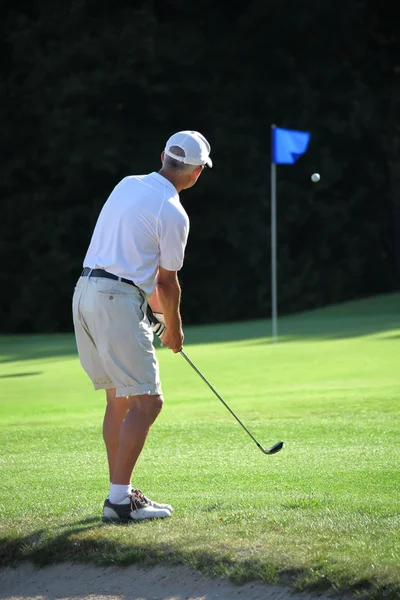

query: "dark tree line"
(1, 0), (399, 333)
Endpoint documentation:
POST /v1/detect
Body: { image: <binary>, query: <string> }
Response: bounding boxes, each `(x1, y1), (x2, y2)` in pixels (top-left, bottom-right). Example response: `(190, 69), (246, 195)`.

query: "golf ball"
(311, 173), (320, 183)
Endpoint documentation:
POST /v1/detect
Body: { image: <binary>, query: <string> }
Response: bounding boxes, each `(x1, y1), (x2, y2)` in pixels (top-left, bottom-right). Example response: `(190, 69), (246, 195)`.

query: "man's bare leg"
(102, 393), (168, 522)
(103, 389), (131, 482)
(111, 393), (163, 485)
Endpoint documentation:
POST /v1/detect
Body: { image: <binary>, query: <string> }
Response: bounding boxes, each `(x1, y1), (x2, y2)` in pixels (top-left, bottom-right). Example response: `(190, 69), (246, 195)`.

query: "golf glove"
(151, 312), (166, 340)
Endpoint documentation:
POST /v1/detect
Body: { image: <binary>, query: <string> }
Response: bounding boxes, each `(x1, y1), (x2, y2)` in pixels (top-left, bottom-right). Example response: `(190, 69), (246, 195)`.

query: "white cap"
(164, 130), (212, 168)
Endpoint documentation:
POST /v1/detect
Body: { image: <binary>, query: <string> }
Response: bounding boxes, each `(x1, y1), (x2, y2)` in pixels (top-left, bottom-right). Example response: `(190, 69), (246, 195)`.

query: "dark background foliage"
(1, 0), (399, 332)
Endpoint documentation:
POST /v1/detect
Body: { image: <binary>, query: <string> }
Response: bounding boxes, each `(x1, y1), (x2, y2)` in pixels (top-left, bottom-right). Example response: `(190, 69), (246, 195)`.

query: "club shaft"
(179, 349), (264, 451)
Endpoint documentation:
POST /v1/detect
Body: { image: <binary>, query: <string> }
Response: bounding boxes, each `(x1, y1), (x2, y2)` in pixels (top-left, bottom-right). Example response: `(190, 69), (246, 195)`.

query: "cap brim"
(205, 157), (213, 168)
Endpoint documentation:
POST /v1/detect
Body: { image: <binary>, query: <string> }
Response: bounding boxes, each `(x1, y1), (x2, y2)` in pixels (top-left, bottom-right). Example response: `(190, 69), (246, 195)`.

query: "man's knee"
(148, 394), (164, 418)
(135, 393), (163, 423)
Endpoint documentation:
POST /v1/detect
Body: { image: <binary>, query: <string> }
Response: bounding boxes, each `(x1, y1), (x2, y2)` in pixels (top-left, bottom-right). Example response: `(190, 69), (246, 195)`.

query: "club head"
(262, 440), (283, 455)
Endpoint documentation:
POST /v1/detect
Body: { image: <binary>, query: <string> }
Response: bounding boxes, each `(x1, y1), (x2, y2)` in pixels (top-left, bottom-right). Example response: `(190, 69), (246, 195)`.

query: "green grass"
(0, 293), (399, 598)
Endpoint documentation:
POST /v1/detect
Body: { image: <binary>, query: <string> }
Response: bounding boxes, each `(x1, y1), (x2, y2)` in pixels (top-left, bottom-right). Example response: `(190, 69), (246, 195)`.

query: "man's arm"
(148, 266), (183, 353)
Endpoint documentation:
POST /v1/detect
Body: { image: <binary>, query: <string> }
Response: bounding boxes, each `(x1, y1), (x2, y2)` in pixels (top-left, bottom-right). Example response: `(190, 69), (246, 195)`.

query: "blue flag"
(272, 127), (311, 164)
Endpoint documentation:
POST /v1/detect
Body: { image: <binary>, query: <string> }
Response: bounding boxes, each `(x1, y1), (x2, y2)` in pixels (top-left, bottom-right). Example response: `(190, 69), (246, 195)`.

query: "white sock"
(108, 484), (131, 504)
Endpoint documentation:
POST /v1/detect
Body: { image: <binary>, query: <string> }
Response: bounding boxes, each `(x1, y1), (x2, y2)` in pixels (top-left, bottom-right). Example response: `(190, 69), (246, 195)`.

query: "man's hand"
(161, 326), (184, 353)
(147, 307), (183, 353)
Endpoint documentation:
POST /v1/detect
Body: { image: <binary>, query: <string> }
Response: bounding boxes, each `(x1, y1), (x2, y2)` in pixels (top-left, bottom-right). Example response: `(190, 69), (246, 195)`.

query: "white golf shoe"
(102, 490), (171, 523)
(131, 488), (174, 513)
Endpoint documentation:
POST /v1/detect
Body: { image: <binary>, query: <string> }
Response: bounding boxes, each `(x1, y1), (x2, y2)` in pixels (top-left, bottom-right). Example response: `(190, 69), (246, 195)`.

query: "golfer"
(72, 131), (212, 522)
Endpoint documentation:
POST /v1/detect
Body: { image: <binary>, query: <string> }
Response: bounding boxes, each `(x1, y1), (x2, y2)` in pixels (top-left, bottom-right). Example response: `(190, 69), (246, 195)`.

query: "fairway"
(0, 294), (399, 599)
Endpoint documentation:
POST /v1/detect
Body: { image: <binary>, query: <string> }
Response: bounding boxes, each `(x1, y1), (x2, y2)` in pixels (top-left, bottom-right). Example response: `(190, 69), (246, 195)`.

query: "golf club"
(179, 349), (283, 455)
(146, 305), (283, 455)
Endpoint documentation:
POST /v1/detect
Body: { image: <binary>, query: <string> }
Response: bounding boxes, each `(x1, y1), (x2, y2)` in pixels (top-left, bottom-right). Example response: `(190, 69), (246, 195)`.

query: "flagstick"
(271, 159), (278, 343)
(270, 124), (311, 343)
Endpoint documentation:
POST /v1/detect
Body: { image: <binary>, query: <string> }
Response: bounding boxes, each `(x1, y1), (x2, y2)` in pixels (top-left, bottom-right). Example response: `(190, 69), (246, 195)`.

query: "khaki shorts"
(72, 275), (162, 397)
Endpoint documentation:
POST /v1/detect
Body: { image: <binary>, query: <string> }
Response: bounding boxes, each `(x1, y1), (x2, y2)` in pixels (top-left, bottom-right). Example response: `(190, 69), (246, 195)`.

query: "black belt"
(81, 268), (138, 288)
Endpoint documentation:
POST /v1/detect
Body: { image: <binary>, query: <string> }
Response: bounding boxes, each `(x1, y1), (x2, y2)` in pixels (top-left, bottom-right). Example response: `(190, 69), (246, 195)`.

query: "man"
(72, 130), (212, 523)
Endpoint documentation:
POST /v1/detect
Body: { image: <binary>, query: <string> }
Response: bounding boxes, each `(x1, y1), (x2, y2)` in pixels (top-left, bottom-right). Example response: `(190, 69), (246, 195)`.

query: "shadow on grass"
(0, 519), (310, 589)
(1, 294), (399, 364)
(1, 519), (397, 600)
(0, 518), (101, 568)
(0, 371), (42, 378)
(0, 334), (77, 364)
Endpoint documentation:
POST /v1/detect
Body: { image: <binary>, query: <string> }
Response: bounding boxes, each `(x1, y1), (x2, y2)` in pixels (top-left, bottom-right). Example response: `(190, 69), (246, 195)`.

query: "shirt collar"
(149, 172), (178, 195)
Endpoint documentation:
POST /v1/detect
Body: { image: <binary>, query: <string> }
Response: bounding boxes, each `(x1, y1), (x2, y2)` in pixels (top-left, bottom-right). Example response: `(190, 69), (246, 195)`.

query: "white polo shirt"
(83, 172), (190, 296)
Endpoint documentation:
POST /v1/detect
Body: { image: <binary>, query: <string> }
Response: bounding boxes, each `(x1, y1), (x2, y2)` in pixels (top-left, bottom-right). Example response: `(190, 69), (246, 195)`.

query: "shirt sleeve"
(159, 204), (190, 271)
